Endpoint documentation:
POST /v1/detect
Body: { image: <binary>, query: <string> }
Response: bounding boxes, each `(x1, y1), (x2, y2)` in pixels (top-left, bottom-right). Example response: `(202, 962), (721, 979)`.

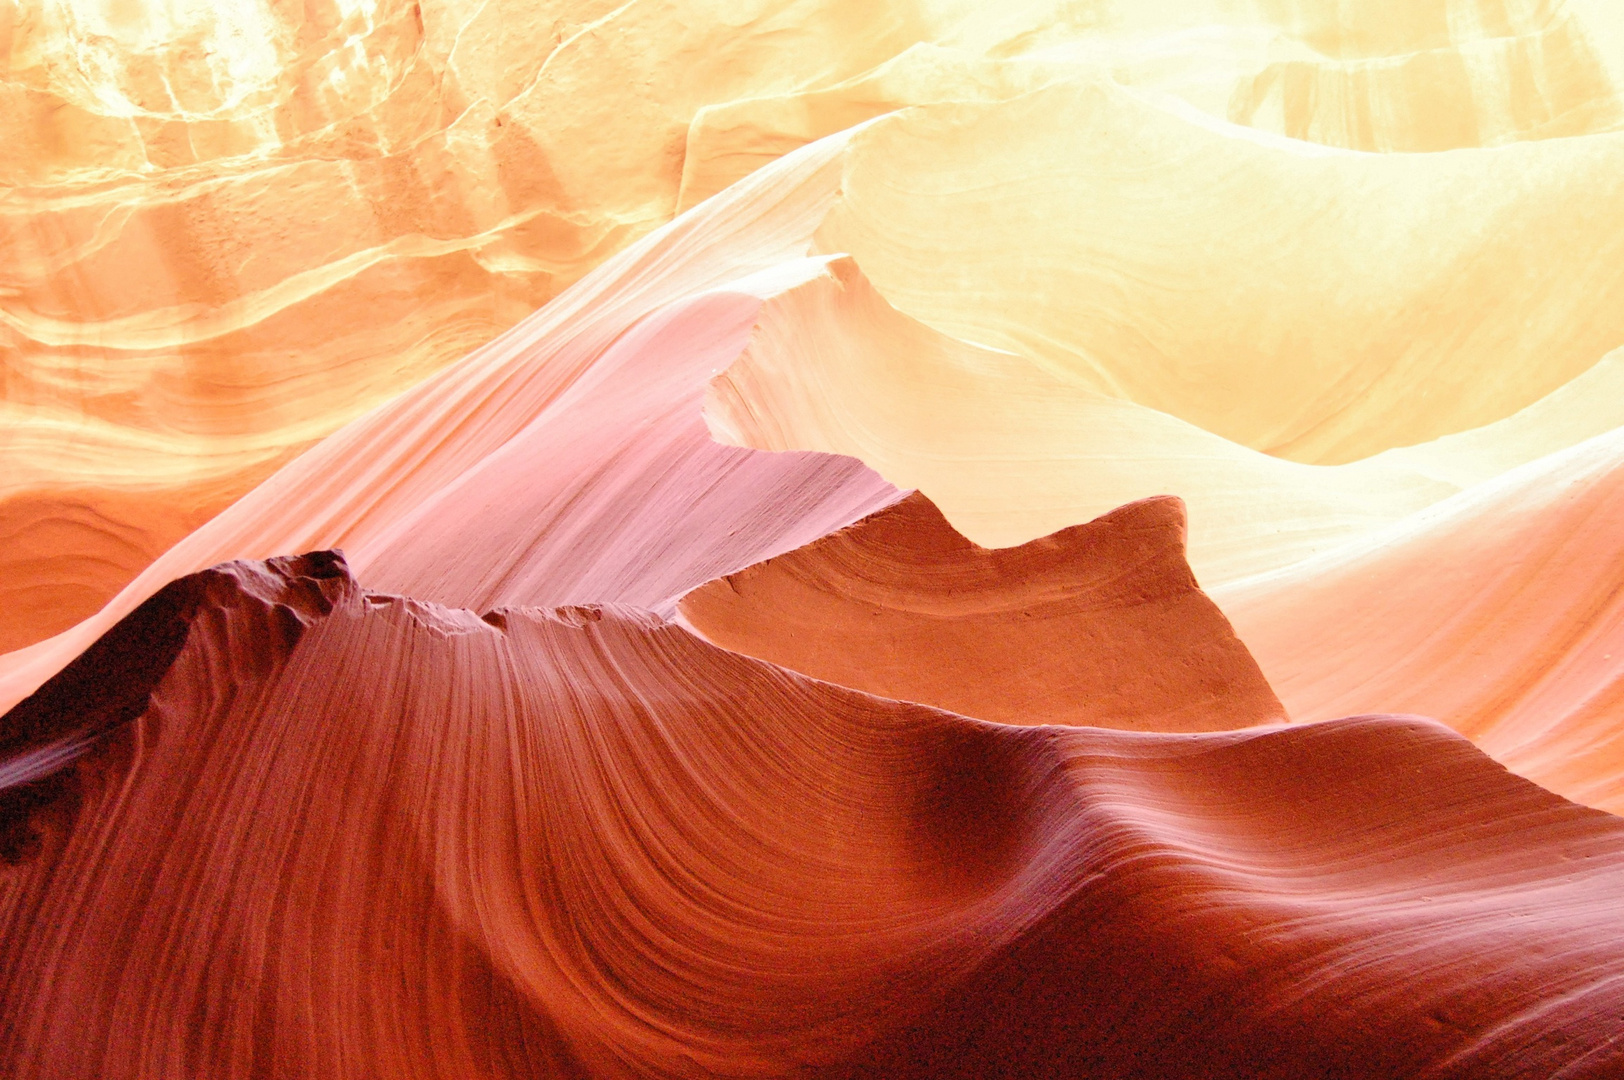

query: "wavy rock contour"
(680, 491), (1284, 731)
(6, 553), (1624, 1078)
(9, 2), (1624, 1072)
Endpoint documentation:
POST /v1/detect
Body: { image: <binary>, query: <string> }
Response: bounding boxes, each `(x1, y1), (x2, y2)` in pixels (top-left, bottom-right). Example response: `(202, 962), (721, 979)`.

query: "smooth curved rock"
(680, 491), (1284, 731)
(6, 553), (1624, 1078)
(11, 0), (1624, 650)
(0, 134), (903, 715)
(817, 78), (1624, 464)
(9, 5), (1624, 1069)
(1217, 425), (1624, 815)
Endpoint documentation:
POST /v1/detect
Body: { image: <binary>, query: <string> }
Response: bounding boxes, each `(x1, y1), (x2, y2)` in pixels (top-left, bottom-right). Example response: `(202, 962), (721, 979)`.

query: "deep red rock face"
(5, 553), (1624, 1079)
(680, 492), (1285, 731)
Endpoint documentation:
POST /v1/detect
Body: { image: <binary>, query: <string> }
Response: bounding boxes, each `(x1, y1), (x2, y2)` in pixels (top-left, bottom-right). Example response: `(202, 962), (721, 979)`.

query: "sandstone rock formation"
(8, 552), (1624, 1077)
(7, 1), (1624, 1075)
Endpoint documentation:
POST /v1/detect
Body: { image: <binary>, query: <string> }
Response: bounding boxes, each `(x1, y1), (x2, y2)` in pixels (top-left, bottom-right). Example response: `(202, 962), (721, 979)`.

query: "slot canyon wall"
(6, 1), (1624, 1076)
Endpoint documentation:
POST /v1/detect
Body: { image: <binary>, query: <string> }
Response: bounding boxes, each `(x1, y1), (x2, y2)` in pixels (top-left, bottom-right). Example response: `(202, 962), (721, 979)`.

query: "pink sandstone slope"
(0, 134), (903, 717)
(6, 552), (1624, 1079)
(0, 0), (974, 650)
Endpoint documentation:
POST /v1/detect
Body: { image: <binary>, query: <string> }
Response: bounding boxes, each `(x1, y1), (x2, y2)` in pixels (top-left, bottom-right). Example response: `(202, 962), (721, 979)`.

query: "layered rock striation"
(7, 552), (1624, 1078)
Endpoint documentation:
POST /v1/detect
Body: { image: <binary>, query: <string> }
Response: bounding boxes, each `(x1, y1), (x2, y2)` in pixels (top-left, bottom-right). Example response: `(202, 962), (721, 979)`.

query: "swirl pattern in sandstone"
(7, 553), (1624, 1077)
(679, 491), (1285, 732)
(8, 1), (1624, 1076)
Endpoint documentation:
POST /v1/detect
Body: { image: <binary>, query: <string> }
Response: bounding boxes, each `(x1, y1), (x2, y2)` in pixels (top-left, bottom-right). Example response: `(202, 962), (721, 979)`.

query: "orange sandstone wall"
(7, 2), (1624, 1075)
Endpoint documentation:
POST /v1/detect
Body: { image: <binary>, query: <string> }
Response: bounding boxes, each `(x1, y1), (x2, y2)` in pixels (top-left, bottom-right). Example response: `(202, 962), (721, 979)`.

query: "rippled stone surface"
(9, 553), (1624, 1077)
(7, 2), (1624, 1075)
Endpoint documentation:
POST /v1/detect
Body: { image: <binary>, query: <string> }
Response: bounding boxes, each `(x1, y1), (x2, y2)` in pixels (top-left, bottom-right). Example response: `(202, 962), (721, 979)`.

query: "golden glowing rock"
(0, 0), (998, 648)
(816, 78), (1624, 464)
(6, 0), (1623, 652)
(11, 3), (1624, 1074)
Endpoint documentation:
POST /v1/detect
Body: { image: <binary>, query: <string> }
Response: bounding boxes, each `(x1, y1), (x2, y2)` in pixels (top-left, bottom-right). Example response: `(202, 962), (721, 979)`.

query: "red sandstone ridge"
(680, 492), (1284, 731)
(5, 552), (1624, 1079)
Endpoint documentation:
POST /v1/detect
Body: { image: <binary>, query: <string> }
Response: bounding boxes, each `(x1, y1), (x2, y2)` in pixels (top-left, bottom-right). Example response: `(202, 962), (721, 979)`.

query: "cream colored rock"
(816, 78), (1624, 465)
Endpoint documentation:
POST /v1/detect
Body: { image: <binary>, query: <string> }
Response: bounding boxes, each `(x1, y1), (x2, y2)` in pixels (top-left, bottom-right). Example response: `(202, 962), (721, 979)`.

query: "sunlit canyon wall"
(6, 1), (1624, 1076)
